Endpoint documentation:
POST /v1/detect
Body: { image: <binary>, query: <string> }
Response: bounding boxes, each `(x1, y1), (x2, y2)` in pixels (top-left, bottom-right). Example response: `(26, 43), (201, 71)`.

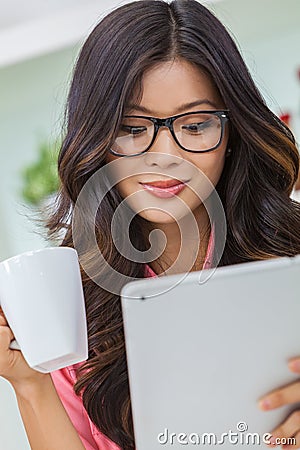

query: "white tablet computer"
(121, 255), (300, 449)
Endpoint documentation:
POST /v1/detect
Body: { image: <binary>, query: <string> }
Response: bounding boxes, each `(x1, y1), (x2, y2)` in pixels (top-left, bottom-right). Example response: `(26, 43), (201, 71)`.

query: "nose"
(144, 126), (184, 169)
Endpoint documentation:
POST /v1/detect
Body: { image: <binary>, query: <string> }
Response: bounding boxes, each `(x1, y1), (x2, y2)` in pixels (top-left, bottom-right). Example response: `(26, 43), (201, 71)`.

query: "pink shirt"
(51, 225), (215, 449)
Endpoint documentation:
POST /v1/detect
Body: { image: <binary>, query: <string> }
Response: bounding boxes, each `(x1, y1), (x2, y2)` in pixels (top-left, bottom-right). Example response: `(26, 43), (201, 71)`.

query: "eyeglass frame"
(109, 109), (230, 157)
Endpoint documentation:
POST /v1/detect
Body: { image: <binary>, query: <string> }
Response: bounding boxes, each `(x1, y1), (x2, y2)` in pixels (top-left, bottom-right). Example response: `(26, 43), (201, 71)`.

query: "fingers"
(259, 358), (300, 410)
(270, 410), (300, 441)
(259, 358), (300, 447)
(289, 432), (300, 450)
(266, 410), (300, 448)
(0, 309), (15, 353)
(0, 307), (8, 326)
(259, 381), (300, 410)
(0, 323), (14, 353)
(289, 358), (300, 374)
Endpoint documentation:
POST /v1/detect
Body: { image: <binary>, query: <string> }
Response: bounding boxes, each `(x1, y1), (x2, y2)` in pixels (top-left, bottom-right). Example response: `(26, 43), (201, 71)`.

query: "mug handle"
(9, 339), (21, 351)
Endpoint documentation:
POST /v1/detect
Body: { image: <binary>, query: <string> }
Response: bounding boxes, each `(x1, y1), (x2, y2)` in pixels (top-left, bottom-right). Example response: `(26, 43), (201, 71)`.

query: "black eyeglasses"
(109, 110), (229, 157)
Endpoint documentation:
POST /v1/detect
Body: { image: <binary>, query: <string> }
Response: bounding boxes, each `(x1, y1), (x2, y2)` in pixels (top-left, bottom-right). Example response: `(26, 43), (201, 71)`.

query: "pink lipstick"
(139, 179), (188, 198)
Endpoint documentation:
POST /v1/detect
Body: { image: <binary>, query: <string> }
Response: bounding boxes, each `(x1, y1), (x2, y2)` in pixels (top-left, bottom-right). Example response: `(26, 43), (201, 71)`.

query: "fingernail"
(269, 435), (277, 445)
(289, 360), (300, 372)
(259, 398), (272, 410)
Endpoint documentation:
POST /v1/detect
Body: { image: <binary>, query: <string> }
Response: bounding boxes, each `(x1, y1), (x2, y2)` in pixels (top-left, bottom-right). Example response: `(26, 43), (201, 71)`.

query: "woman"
(0, 1), (300, 449)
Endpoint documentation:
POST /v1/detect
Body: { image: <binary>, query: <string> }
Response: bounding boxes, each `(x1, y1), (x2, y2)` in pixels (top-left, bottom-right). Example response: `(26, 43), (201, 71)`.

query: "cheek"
(190, 150), (226, 186)
(115, 179), (132, 199)
(208, 153), (226, 185)
(105, 154), (138, 201)
(183, 151), (226, 209)
(115, 179), (146, 214)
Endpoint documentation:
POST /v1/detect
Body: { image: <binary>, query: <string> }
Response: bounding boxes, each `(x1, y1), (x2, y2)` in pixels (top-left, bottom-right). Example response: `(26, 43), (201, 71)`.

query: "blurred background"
(0, 0), (300, 448)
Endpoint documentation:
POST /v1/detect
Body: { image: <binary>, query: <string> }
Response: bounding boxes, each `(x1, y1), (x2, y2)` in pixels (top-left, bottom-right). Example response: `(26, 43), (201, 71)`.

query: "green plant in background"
(21, 140), (60, 206)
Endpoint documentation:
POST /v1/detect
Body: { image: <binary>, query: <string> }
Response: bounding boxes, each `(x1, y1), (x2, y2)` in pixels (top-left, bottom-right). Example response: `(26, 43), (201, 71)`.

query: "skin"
(0, 309), (85, 449)
(259, 365), (300, 448)
(0, 58), (299, 449)
(106, 59), (229, 274)
(106, 58), (300, 447)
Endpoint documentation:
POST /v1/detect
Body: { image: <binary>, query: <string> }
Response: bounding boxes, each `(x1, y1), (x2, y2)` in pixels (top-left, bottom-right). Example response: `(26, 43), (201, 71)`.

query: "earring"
(226, 148), (232, 157)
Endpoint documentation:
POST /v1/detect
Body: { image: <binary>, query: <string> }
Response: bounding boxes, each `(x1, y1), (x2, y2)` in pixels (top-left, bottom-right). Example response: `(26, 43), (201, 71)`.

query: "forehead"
(130, 59), (223, 116)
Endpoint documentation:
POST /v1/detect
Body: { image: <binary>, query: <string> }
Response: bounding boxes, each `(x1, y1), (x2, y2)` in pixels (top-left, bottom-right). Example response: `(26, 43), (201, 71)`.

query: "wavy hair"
(46, 0), (300, 448)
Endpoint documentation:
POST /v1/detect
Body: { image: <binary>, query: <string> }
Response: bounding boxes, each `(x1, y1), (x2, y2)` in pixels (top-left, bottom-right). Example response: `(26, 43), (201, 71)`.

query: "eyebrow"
(125, 99), (219, 115)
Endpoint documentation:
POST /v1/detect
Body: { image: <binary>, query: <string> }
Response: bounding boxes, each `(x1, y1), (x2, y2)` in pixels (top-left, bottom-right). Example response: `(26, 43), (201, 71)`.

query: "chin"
(137, 203), (201, 224)
(139, 210), (178, 224)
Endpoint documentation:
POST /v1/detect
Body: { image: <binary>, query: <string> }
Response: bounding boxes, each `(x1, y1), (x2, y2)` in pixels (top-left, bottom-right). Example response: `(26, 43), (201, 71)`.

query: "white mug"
(0, 247), (88, 373)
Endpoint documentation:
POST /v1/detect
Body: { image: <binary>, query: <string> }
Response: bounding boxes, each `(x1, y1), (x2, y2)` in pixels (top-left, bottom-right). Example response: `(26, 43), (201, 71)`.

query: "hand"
(0, 307), (48, 393)
(258, 357), (300, 448)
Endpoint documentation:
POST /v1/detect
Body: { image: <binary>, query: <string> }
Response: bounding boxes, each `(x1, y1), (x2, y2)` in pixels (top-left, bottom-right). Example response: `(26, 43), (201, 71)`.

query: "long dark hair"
(47, 1), (300, 448)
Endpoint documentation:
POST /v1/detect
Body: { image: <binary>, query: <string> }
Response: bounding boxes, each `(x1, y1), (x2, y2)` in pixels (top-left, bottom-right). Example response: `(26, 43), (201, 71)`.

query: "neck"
(144, 203), (212, 275)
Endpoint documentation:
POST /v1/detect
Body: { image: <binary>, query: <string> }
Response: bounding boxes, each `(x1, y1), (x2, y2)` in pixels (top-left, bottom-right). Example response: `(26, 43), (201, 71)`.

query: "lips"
(139, 179), (188, 198)
(139, 179), (187, 188)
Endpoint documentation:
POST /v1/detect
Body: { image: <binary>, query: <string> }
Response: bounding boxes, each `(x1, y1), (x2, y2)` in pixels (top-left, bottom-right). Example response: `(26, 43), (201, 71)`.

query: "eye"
(120, 125), (147, 136)
(182, 120), (213, 134)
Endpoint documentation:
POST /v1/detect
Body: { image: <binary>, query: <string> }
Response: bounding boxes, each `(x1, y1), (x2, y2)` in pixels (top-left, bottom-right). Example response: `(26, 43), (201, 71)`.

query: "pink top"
(51, 224), (215, 449)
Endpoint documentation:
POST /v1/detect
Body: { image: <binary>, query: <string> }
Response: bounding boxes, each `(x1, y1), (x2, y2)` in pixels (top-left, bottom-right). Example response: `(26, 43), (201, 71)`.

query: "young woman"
(0, 1), (300, 449)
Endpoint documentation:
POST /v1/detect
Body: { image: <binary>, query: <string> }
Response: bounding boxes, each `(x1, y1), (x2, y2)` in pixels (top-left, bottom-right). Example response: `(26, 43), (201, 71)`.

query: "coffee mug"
(0, 247), (88, 373)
